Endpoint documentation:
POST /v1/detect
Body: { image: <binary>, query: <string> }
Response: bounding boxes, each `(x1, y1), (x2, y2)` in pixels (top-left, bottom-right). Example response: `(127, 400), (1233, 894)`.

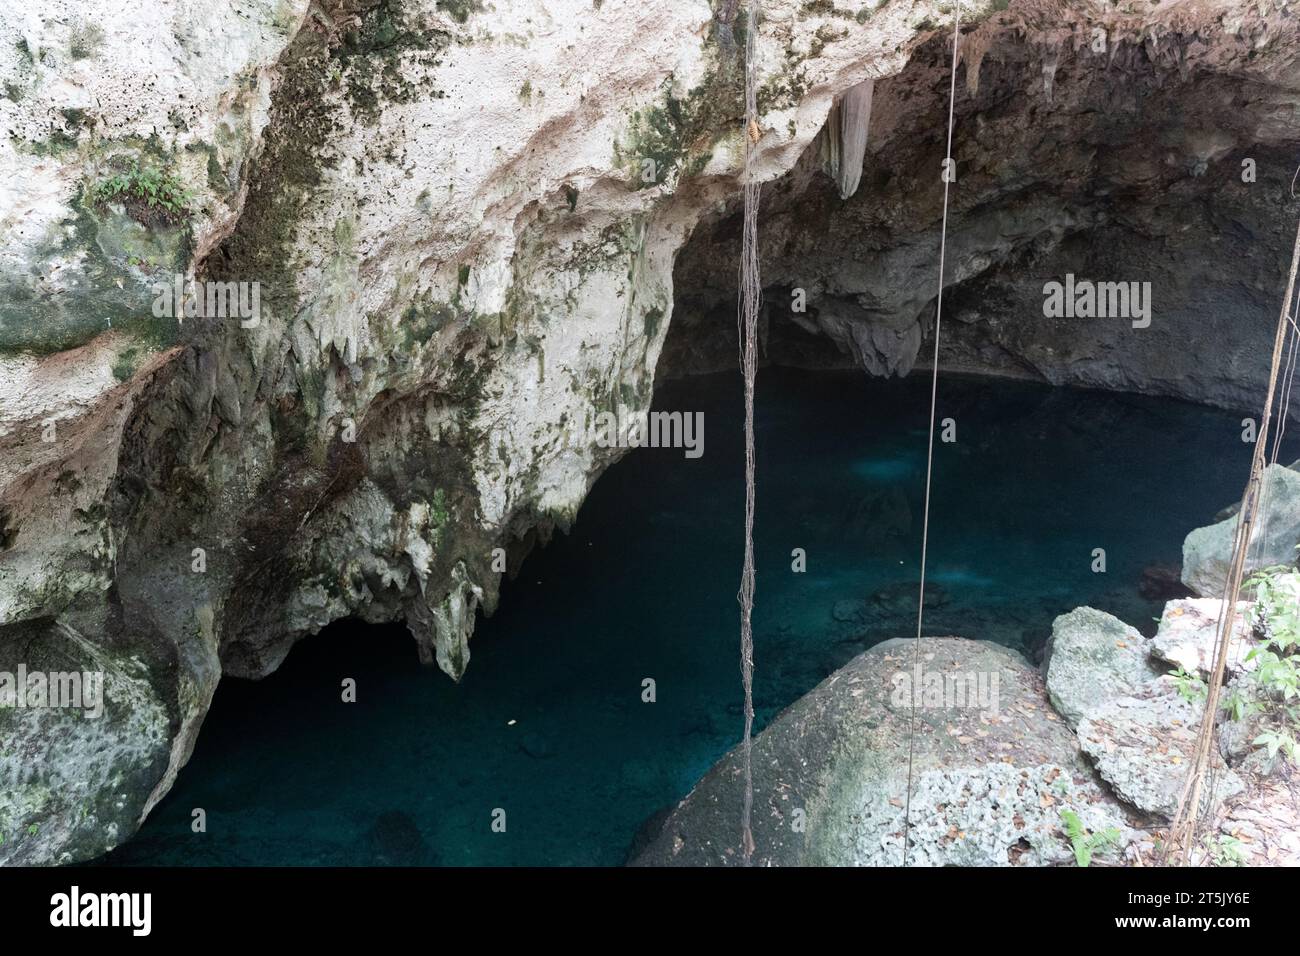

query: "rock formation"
(2, 0), (1299, 864)
(632, 636), (1142, 866)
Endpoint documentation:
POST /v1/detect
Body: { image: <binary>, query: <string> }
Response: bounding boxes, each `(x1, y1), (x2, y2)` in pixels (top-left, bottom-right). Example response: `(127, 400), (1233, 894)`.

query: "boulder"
(1076, 678), (1245, 819)
(1150, 599), (1256, 678)
(0, 618), (171, 865)
(631, 637), (1138, 867)
(1181, 465), (1300, 597)
(1041, 608), (1163, 730)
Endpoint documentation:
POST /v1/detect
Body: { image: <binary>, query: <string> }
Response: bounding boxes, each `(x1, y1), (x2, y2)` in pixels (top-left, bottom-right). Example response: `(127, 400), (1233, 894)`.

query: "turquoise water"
(105, 369), (1271, 866)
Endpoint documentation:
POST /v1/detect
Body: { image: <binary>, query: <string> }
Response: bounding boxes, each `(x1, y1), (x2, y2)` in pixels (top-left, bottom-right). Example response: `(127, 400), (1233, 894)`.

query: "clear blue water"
(104, 368), (1273, 866)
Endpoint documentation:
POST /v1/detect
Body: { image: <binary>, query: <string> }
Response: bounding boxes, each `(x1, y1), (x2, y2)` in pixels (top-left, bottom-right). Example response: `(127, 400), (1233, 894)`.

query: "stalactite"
(819, 101), (842, 184)
(836, 78), (874, 200)
(1041, 45), (1060, 104)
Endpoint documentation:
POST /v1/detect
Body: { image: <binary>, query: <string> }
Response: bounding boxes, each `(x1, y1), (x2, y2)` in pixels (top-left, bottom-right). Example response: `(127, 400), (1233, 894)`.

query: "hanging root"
(737, 0), (761, 865)
(1165, 218), (1300, 864)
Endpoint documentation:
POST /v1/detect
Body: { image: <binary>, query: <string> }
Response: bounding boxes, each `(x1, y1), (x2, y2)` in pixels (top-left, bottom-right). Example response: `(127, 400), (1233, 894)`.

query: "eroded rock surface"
(3, 0), (1298, 865)
(1151, 598), (1256, 678)
(664, 0), (1300, 417)
(1076, 677), (1245, 819)
(1042, 607), (1162, 730)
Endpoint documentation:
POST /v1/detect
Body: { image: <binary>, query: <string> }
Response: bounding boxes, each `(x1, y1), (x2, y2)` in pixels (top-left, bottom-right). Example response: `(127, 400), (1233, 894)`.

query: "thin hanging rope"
(1185, 231), (1300, 858)
(1166, 218), (1300, 864)
(902, 0), (963, 867)
(737, 0), (761, 865)
(1189, 283), (1300, 854)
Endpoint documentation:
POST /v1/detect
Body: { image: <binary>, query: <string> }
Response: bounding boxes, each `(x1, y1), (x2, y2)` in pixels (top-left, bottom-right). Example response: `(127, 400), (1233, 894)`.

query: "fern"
(87, 158), (193, 223)
(1060, 809), (1120, 867)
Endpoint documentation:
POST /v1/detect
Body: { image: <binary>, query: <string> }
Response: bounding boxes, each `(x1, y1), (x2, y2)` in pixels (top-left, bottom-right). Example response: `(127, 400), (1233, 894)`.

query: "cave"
(2, 0), (1299, 889)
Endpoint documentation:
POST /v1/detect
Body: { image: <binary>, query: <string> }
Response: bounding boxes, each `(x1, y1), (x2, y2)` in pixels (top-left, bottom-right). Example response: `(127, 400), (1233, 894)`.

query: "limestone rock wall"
(0, 0), (1000, 863)
(665, 0), (1300, 419)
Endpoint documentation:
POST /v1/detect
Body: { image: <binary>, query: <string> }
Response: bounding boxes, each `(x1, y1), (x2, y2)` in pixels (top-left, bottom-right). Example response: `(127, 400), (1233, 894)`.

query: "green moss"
(338, 0), (451, 126)
(616, 67), (744, 190)
(401, 297), (457, 348)
(69, 24), (105, 60)
(110, 347), (141, 382)
(0, 180), (189, 357)
(643, 305), (664, 339)
(436, 0), (483, 23)
(431, 487), (450, 539)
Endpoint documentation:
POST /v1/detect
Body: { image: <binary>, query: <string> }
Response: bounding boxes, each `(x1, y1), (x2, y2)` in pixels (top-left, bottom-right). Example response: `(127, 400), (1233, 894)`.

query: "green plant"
(1211, 834), (1248, 867)
(87, 158), (194, 225)
(1250, 561), (1300, 651)
(1221, 684), (1257, 721)
(1060, 809), (1120, 867)
(1252, 728), (1299, 763)
(1172, 666), (1207, 703)
(1230, 562), (1300, 765)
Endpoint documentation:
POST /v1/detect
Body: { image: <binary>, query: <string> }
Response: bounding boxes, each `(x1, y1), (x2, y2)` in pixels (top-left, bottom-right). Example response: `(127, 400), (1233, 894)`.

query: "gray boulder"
(1077, 677), (1245, 819)
(0, 618), (171, 865)
(1042, 608), (1163, 730)
(1150, 599), (1257, 678)
(632, 637), (1138, 867)
(1182, 464), (1300, 597)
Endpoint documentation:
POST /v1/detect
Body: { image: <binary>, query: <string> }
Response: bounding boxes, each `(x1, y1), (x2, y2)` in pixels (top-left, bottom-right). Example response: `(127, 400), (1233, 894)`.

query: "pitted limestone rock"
(1076, 677), (1245, 819)
(1150, 599), (1257, 678)
(1042, 607), (1163, 730)
(632, 636), (1140, 867)
(0, 619), (170, 865)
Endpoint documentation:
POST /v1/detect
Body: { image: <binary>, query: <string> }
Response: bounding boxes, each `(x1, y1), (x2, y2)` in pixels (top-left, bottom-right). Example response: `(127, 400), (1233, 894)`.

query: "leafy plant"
(1211, 834), (1248, 867)
(87, 158), (193, 225)
(1060, 809), (1120, 867)
(1172, 666), (1207, 703)
(1252, 728), (1299, 763)
(1228, 561), (1300, 766)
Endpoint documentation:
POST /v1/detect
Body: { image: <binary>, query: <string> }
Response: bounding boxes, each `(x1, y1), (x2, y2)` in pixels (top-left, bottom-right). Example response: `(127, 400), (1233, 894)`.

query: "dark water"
(106, 368), (1270, 866)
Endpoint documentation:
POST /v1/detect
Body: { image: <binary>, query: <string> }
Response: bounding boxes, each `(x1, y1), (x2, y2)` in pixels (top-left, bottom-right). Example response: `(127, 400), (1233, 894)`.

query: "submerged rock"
(361, 810), (435, 866)
(870, 581), (949, 616)
(631, 637), (1138, 867)
(1138, 564), (1192, 603)
(1182, 465), (1300, 597)
(831, 599), (868, 624)
(1041, 608), (1163, 730)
